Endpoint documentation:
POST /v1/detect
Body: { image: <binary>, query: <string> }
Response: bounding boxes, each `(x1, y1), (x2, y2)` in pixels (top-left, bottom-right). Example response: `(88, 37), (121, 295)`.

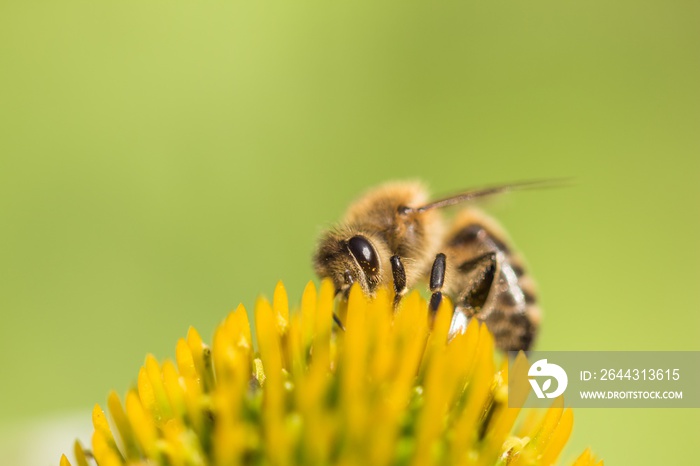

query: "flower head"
(60, 280), (602, 466)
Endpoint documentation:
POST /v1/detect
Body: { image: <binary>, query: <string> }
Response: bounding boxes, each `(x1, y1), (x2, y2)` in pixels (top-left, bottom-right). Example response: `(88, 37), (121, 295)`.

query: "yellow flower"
(60, 280), (602, 466)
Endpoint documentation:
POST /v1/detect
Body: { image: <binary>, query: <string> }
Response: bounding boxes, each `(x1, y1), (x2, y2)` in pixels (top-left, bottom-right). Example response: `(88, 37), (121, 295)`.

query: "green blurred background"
(1, 1), (699, 464)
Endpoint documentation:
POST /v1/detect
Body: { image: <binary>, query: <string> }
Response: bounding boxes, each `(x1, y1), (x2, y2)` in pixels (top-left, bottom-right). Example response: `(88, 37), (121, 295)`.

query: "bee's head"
(313, 229), (387, 297)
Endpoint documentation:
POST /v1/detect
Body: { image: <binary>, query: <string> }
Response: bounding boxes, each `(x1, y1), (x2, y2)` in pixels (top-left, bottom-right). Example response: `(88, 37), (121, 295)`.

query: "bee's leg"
(459, 251), (497, 314)
(447, 252), (497, 338)
(429, 253), (447, 312)
(390, 255), (407, 307)
(332, 314), (346, 332)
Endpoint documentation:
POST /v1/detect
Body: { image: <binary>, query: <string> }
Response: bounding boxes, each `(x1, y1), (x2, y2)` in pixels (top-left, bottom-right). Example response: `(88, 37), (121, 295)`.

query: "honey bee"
(313, 181), (550, 352)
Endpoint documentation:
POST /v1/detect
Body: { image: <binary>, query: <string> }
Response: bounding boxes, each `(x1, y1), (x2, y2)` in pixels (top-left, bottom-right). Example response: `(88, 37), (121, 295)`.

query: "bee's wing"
(415, 178), (571, 212)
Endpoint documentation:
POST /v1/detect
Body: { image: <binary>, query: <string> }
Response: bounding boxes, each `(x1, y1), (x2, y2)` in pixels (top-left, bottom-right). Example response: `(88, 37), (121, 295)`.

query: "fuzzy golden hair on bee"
(314, 182), (443, 295)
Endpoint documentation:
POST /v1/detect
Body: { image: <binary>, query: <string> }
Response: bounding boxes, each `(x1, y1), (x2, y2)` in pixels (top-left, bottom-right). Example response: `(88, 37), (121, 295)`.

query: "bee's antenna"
(411, 178), (573, 212)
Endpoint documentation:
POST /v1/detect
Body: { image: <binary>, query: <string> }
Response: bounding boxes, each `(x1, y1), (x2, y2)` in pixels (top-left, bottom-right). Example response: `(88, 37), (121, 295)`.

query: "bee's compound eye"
(347, 236), (380, 276)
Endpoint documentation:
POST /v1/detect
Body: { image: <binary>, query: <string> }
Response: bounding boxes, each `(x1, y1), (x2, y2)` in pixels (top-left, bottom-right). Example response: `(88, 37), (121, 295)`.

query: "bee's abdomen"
(442, 209), (540, 352)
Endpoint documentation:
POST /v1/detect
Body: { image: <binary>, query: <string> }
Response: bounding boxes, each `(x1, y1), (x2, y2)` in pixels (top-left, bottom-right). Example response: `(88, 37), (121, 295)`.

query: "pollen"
(60, 280), (602, 466)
